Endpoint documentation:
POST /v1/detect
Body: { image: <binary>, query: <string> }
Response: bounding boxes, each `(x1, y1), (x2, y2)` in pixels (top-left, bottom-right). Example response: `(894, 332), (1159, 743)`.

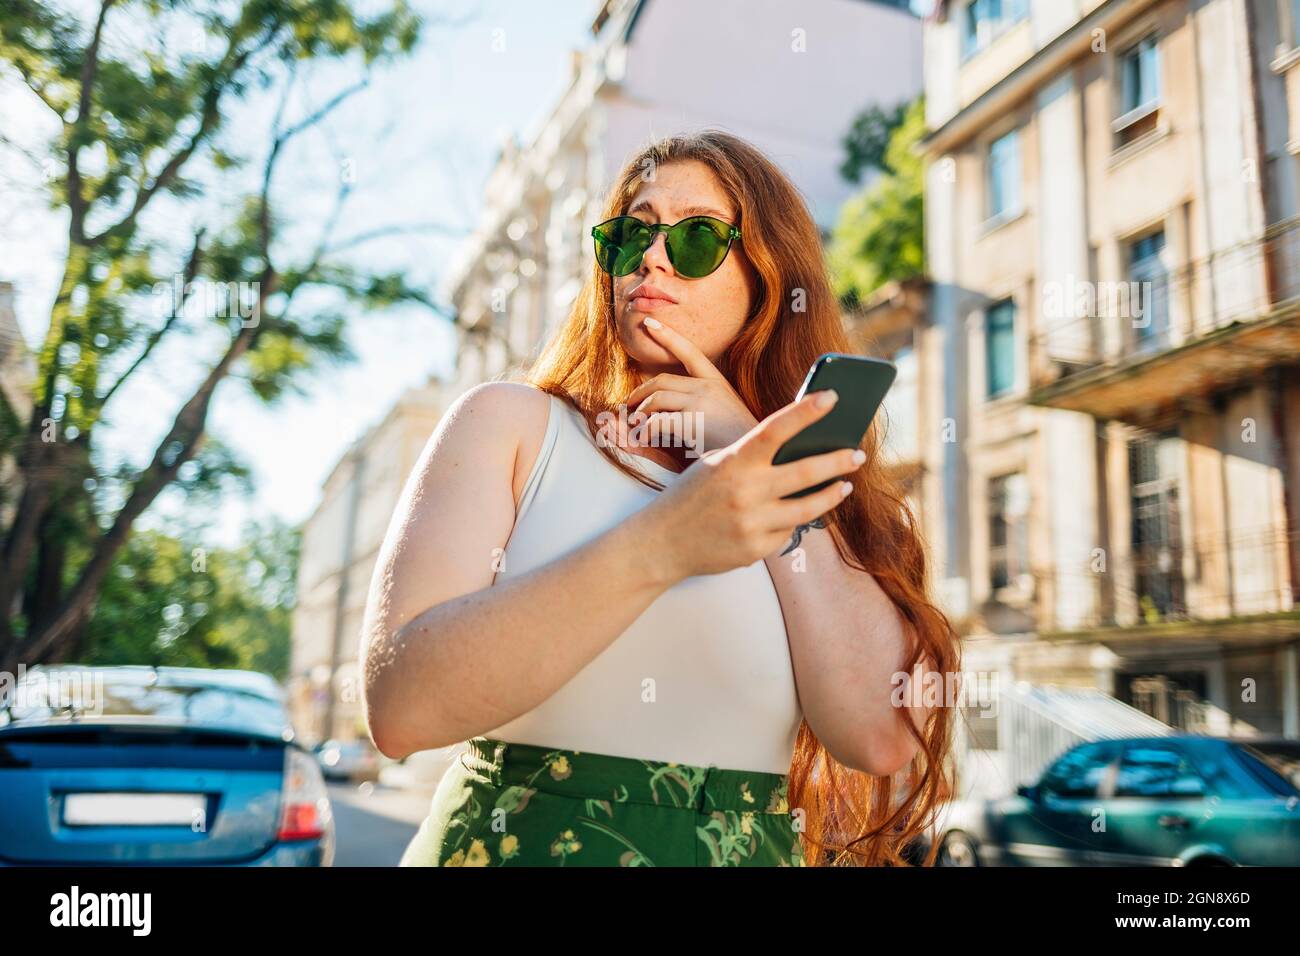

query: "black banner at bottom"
(0, 864), (1284, 941)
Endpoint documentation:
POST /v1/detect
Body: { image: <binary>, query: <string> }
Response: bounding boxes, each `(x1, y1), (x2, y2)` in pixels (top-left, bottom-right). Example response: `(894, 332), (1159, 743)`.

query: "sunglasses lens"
(593, 218), (650, 276)
(594, 216), (737, 278)
(668, 217), (732, 278)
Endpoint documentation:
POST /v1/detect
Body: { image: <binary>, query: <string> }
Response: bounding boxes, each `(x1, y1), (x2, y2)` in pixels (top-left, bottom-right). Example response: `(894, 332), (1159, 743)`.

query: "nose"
(638, 230), (672, 273)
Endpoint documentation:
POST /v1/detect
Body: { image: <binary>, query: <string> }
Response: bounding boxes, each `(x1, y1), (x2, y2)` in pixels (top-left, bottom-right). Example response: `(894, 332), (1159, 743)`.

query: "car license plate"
(63, 792), (206, 826)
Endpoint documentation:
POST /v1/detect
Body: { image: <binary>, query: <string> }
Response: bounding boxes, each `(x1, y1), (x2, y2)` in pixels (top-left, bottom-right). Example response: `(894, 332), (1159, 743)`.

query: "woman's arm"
(361, 383), (860, 760)
(764, 532), (933, 777)
(360, 382), (681, 759)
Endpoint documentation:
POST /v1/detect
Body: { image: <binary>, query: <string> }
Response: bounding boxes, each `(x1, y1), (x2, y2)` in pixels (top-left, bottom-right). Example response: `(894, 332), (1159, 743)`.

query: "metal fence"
(958, 682), (1173, 798)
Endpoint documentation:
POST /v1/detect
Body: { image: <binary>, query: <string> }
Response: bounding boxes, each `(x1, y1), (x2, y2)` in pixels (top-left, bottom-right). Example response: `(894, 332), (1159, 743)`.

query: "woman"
(362, 129), (959, 867)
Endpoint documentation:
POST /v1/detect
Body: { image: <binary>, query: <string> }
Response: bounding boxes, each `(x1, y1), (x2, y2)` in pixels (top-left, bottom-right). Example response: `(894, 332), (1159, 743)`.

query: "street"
(327, 782), (435, 867)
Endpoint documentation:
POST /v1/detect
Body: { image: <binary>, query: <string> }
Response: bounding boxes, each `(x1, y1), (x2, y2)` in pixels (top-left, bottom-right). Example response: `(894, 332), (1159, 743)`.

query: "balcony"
(1030, 524), (1298, 650)
(1127, 676), (1260, 736)
(1027, 217), (1300, 422)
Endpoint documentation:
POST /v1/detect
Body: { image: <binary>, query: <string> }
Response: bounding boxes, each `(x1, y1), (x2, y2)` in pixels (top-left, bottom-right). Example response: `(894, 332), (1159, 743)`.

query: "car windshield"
(1, 669), (290, 739)
(1237, 742), (1300, 795)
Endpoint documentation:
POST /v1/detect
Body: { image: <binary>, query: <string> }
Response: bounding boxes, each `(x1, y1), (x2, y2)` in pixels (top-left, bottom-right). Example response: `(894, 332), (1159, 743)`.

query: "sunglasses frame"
(591, 214), (742, 279)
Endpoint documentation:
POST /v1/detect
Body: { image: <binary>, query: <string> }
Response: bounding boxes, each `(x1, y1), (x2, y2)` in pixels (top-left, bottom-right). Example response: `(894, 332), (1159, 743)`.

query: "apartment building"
(844, 277), (946, 541)
(287, 381), (447, 743)
(443, 0), (922, 393)
(922, 0), (1300, 785)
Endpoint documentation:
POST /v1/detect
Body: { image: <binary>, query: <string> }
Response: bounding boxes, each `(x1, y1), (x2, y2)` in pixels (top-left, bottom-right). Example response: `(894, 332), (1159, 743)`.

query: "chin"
(626, 349), (677, 375)
(614, 325), (662, 365)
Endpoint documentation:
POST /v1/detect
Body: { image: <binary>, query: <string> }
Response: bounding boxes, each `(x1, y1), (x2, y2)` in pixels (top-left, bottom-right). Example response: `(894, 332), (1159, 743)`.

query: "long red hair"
(523, 129), (959, 865)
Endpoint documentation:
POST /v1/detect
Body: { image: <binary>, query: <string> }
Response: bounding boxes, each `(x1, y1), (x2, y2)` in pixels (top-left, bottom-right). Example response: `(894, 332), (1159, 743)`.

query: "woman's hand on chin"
(622, 316), (758, 456)
(639, 389), (863, 578)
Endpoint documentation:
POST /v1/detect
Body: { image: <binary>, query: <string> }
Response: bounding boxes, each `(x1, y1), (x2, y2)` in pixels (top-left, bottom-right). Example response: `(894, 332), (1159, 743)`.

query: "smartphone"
(771, 352), (897, 499)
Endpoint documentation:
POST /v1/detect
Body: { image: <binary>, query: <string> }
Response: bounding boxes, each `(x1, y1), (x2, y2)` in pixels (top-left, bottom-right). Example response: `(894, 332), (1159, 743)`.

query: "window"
(1115, 34), (1161, 146)
(1128, 432), (1186, 621)
(986, 128), (1021, 222)
(1040, 741), (1122, 799)
(962, 0), (1029, 59)
(988, 472), (1029, 591)
(1128, 230), (1168, 350)
(1120, 36), (1159, 113)
(1237, 741), (1300, 795)
(985, 298), (1016, 398)
(1115, 744), (1207, 797)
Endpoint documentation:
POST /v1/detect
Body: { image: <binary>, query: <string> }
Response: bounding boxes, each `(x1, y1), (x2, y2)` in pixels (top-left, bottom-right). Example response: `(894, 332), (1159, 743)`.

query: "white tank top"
(481, 389), (802, 774)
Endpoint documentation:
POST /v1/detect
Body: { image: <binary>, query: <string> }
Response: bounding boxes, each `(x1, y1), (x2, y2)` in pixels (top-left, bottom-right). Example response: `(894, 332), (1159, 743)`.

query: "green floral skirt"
(400, 736), (806, 867)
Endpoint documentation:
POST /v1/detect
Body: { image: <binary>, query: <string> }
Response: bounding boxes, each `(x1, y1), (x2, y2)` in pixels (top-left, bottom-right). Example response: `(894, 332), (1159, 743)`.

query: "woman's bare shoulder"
(439, 381), (553, 507)
(446, 380), (549, 421)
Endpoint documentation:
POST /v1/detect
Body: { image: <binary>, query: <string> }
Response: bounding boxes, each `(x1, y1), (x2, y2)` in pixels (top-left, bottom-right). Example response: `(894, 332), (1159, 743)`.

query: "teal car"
(933, 736), (1300, 866)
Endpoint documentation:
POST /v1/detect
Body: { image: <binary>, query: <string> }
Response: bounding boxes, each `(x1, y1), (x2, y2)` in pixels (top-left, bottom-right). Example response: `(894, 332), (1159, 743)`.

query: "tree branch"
(277, 78), (369, 146)
(87, 27), (282, 246)
(66, 0), (117, 244)
(97, 228), (207, 410)
(259, 76), (369, 266)
(323, 221), (465, 257)
(12, 62), (65, 116)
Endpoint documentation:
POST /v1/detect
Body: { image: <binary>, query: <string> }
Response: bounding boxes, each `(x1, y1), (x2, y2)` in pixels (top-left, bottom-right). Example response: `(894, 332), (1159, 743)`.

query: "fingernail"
(644, 317), (662, 329)
(816, 389), (838, 408)
(840, 481), (853, 497)
(852, 449), (866, 465)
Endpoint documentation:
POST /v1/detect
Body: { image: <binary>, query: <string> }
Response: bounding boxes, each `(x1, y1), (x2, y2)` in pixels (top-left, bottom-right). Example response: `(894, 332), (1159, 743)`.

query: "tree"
(838, 100), (910, 184)
(827, 97), (926, 307)
(81, 518), (300, 677)
(0, 0), (458, 674)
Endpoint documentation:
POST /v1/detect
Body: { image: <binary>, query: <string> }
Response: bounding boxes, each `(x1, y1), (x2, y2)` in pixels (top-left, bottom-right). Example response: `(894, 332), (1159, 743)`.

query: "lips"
(630, 284), (677, 304)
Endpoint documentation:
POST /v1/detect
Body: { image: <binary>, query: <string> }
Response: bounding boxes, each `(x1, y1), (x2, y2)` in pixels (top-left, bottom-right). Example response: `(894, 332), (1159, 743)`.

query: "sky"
(0, 0), (599, 548)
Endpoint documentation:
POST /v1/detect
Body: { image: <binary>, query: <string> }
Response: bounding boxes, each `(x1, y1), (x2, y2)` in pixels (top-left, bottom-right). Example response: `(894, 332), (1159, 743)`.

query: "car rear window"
(3, 672), (290, 739)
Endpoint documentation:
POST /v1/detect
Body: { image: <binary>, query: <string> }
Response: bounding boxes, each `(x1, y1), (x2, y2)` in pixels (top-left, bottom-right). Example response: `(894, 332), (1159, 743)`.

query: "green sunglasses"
(591, 215), (741, 279)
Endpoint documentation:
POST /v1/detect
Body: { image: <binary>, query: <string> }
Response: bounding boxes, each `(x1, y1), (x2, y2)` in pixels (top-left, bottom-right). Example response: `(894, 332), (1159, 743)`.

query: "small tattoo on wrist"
(781, 516), (827, 556)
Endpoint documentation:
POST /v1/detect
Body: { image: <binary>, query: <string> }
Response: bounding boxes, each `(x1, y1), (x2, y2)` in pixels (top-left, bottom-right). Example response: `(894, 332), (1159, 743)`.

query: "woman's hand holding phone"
(639, 390), (865, 580)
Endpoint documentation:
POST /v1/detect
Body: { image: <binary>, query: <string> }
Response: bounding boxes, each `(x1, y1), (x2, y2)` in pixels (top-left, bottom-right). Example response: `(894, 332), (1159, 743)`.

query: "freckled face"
(609, 160), (755, 376)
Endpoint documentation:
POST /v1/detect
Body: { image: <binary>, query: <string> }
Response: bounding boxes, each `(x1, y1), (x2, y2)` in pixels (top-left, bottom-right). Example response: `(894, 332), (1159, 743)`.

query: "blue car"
(0, 665), (334, 866)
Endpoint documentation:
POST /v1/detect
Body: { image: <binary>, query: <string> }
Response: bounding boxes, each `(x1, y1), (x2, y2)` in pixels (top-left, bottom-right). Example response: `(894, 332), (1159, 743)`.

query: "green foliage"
(0, 0), (427, 434)
(839, 100), (910, 184)
(0, 0), (431, 667)
(827, 97), (926, 306)
(82, 518), (300, 677)
(0, 389), (22, 471)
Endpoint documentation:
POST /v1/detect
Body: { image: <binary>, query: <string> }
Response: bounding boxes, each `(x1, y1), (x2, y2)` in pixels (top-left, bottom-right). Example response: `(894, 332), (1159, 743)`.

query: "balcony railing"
(1128, 676), (1259, 736)
(1028, 524), (1296, 634)
(1029, 216), (1300, 388)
